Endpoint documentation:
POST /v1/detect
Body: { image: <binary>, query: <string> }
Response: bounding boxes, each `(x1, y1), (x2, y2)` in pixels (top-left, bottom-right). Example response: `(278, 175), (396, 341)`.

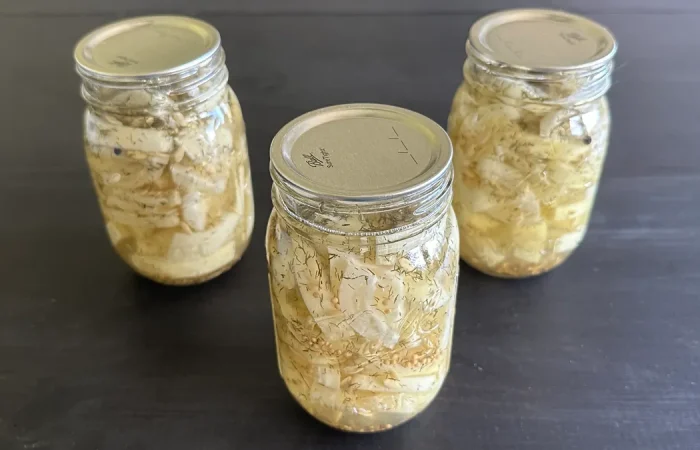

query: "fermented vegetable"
(267, 208), (459, 432)
(448, 60), (610, 277)
(84, 86), (254, 284)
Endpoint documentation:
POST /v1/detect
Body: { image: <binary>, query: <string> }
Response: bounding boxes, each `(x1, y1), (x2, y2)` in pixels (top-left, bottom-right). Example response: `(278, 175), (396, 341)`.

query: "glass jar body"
(82, 83), (254, 285)
(266, 203), (459, 432)
(448, 60), (611, 278)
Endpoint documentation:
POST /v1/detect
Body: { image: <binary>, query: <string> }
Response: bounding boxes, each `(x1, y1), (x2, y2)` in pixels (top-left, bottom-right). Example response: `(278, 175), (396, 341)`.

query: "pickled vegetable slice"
(85, 86), (253, 284)
(267, 209), (459, 431)
(448, 71), (609, 277)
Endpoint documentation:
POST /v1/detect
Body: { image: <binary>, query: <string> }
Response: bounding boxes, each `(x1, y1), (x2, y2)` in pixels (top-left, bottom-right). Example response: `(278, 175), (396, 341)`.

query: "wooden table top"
(1, 2), (698, 449)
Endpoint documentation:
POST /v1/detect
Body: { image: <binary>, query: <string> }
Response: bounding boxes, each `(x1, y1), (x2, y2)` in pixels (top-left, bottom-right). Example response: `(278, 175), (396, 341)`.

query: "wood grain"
(0, 8), (698, 450)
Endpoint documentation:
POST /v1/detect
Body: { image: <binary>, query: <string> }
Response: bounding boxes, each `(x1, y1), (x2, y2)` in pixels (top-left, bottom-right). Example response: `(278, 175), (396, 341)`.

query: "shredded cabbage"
(448, 67), (610, 277)
(266, 209), (459, 432)
(84, 86), (254, 285)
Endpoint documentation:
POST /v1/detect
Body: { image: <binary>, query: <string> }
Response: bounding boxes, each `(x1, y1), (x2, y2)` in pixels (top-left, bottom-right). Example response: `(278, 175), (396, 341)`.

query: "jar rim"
(463, 52), (613, 106)
(271, 175), (454, 238)
(268, 104), (454, 235)
(466, 9), (617, 75)
(74, 15), (221, 82)
(269, 104), (453, 204)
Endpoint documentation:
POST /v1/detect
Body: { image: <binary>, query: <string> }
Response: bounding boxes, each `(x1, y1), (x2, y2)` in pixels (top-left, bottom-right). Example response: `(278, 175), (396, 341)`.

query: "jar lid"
(74, 15), (221, 79)
(270, 104), (452, 202)
(468, 9), (617, 72)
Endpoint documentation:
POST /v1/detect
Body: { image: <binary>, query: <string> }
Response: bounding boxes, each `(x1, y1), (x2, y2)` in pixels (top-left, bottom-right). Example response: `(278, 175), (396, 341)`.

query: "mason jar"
(447, 9), (616, 278)
(266, 104), (459, 432)
(74, 16), (254, 285)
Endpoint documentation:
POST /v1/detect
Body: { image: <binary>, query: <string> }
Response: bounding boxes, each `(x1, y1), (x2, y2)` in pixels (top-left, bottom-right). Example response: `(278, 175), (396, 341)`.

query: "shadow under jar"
(74, 16), (254, 285)
(266, 104), (459, 432)
(447, 9), (617, 278)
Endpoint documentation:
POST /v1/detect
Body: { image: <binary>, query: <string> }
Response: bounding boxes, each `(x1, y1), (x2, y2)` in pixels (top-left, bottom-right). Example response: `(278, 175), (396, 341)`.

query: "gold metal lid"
(468, 9), (617, 72)
(74, 16), (221, 79)
(270, 104), (452, 202)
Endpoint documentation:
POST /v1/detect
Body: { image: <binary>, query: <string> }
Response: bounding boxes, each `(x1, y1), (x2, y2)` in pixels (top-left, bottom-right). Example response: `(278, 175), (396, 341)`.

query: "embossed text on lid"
(74, 16), (221, 79)
(468, 9), (617, 72)
(270, 104), (452, 201)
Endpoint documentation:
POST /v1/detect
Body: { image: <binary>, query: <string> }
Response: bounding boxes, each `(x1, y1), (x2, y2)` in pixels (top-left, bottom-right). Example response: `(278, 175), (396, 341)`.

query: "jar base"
(136, 259), (236, 286)
(285, 389), (428, 433)
(460, 252), (571, 279)
(112, 231), (253, 286)
(279, 366), (443, 433)
(117, 239), (255, 284)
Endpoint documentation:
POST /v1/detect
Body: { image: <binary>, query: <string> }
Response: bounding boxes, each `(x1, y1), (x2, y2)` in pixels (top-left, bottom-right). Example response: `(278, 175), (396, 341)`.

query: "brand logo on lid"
(560, 31), (587, 46)
(303, 148), (334, 169)
(110, 55), (139, 68)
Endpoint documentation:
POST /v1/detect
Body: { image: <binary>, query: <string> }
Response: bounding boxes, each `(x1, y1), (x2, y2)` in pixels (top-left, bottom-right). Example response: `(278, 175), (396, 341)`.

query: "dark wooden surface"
(1, 1), (699, 449)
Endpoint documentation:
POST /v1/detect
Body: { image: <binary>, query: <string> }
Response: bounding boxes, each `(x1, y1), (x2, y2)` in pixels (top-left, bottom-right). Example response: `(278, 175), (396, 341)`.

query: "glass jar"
(266, 104), (459, 432)
(74, 16), (254, 285)
(448, 9), (617, 278)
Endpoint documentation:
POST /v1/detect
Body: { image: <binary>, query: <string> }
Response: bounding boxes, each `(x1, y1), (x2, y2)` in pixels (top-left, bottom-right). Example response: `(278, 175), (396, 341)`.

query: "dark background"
(1, 0), (699, 449)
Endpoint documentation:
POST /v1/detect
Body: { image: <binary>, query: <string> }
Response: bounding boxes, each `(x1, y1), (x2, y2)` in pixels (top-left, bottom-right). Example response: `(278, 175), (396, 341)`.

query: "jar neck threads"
(465, 41), (613, 106)
(271, 167), (454, 238)
(78, 47), (228, 114)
